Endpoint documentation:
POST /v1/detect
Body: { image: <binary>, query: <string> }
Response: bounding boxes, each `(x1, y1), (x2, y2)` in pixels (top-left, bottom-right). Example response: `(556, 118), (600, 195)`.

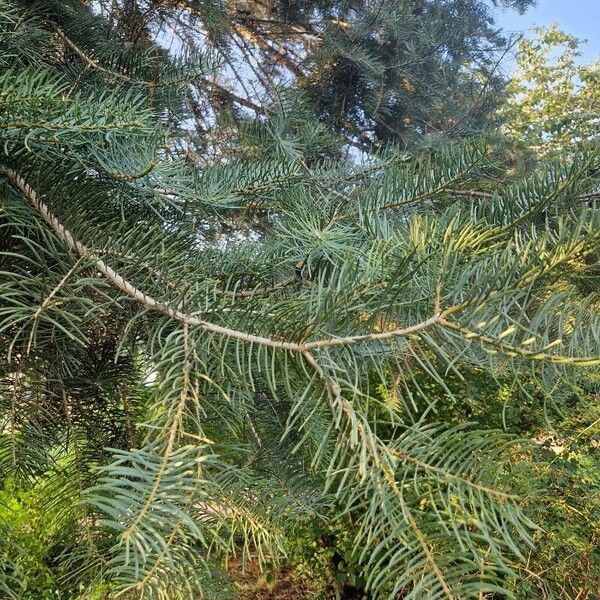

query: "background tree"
(86, 0), (534, 151)
(500, 25), (600, 156)
(494, 25), (600, 599)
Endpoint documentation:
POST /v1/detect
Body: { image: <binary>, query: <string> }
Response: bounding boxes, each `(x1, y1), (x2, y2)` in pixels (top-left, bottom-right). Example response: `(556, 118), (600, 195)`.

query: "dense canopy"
(0, 1), (599, 599)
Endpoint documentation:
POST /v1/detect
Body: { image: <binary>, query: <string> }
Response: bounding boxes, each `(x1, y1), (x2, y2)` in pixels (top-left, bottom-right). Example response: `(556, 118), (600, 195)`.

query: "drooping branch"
(301, 350), (456, 599)
(440, 318), (600, 366)
(122, 323), (191, 542)
(2, 168), (443, 352)
(7, 168), (596, 372)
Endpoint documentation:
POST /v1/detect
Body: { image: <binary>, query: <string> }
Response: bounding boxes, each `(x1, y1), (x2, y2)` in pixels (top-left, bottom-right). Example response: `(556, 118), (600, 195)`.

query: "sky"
(494, 0), (600, 66)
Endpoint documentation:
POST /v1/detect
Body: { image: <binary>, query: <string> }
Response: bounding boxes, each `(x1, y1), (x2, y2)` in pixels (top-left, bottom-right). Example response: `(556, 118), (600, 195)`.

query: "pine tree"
(84, 0), (536, 151)
(1, 1), (600, 599)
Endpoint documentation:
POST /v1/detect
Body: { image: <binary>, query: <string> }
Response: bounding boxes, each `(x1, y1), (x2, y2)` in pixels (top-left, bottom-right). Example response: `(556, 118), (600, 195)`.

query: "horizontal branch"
(451, 188), (600, 202)
(449, 188), (494, 199)
(302, 315), (441, 350)
(440, 318), (600, 366)
(372, 156), (487, 212)
(2, 168), (443, 352)
(388, 447), (518, 500)
(223, 275), (298, 298)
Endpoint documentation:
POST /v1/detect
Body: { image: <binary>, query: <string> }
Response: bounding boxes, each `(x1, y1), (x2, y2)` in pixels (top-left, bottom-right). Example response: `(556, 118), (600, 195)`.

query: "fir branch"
(2, 168), (445, 352)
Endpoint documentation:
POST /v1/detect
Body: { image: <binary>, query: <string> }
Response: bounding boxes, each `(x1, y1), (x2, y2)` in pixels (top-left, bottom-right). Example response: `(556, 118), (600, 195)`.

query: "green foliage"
(283, 513), (366, 598)
(87, 0), (535, 149)
(505, 401), (600, 598)
(283, 378), (600, 600)
(0, 475), (89, 599)
(500, 26), (600, 156)
(1, 1), (600, 599)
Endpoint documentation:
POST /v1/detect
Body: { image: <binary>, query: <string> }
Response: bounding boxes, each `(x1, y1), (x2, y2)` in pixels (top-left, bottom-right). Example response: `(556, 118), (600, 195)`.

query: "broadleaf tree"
(500, 25), (600, 155)
(1, 1), (600, 599)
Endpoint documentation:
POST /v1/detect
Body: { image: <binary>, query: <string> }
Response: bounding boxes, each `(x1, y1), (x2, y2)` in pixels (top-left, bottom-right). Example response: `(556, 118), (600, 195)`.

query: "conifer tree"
(86, 0), (535, 150)
(1, 1), (600, 599)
